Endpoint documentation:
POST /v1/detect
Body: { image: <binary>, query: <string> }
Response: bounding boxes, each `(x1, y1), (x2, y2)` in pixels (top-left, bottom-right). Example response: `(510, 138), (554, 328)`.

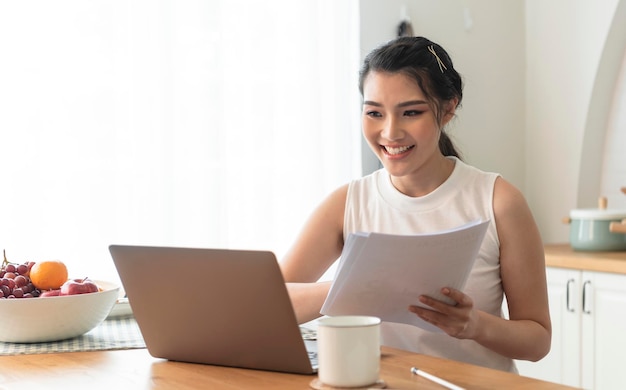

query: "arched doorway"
(577, 0), (626, 208)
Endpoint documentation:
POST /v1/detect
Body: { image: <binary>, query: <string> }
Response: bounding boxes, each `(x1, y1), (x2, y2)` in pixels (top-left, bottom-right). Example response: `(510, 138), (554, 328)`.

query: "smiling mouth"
(382, 145), (415, 155)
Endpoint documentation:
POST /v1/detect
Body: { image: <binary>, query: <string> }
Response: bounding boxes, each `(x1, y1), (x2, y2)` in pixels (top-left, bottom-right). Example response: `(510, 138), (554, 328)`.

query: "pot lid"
(570, 208), (626, 220)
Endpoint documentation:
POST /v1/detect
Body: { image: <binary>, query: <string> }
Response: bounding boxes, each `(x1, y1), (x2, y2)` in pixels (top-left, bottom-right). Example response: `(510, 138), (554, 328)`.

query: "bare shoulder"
(280, 184), (349, 282)
(492, 176), (544, 266)
(326, 183), (349, 209)
(491, 177), (539, 232)
(311, 183), (349, 227)
(297, 182), (349, 243)
(493, 177), (528, 212)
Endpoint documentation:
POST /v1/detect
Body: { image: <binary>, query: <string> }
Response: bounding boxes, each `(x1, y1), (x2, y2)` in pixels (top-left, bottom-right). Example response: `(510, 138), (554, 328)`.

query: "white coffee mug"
(317, 315), (381, 388)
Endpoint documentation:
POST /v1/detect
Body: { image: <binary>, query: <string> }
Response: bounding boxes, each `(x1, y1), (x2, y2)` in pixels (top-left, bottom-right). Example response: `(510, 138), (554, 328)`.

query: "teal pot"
(568, 208), (626, 251)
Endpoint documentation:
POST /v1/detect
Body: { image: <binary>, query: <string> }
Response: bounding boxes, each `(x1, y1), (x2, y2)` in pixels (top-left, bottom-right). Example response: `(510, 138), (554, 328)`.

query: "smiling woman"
(0, 0), (361, 283)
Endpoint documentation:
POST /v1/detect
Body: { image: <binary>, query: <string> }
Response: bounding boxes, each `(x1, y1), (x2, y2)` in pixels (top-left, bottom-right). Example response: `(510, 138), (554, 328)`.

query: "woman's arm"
(280, 184), (348, 324)
(488, 177), (552, 361)
(410, 177), (551, 361)
(285, 282), (332, 324)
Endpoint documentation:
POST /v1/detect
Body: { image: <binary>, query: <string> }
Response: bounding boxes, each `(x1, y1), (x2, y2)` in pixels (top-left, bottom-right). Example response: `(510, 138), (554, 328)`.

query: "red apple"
(40, 289), (62, 297)
(60, 278), (99, 296)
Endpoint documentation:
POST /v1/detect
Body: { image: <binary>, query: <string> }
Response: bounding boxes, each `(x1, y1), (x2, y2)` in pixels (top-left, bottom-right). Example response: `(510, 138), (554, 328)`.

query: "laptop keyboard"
(300, 327), (318, 369)
(300, 326), (317, 340)
(308, 350), (318, 367)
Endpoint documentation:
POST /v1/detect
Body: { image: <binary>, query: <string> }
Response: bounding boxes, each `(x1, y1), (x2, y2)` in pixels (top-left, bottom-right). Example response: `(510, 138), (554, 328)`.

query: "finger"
(408, 305), (445, 325)
(409, 303), (468, 337)
(442, 287), (472, 307)
(417, 294), (454, 313)
(409, 303), (470, 337)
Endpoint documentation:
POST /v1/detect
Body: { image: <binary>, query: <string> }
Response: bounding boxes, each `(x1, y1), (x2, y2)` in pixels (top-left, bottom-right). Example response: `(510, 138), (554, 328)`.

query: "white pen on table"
(410, 367), (465, 390)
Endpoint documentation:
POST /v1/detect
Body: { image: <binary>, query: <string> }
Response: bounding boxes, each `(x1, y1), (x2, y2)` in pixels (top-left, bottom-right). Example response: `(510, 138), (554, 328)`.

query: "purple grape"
(14, 275), (28, 288)
(12, 288), (24, 298)
(16, 263), (28, 275)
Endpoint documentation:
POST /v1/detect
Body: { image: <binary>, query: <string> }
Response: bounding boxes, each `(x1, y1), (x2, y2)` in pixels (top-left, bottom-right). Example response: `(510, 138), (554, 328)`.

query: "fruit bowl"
(0, 280), (120, 343)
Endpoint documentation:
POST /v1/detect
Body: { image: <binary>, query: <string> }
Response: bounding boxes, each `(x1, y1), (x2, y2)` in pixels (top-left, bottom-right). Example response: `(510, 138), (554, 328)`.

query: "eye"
(403, 110), (424, 117)
(365, 110), (382, 118)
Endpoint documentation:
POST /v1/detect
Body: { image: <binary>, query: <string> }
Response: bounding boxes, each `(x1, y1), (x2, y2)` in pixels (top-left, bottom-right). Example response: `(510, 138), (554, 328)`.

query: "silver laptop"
(109, 245), (318, 374)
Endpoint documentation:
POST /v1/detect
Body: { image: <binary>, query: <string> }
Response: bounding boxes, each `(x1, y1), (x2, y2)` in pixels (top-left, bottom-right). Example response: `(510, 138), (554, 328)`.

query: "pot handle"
(621, 187), (626, 195)
(562, 217), (571, 224)
(609, 219), (626, 234)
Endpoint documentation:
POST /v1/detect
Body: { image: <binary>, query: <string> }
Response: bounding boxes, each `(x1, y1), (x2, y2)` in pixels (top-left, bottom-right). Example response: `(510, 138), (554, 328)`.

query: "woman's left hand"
(408, 287), (479, 339)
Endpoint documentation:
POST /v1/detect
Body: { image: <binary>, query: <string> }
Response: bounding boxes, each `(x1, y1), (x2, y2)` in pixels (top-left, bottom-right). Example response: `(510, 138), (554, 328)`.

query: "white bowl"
(106, 297), (133, 319)
(0, 280), (120, 343)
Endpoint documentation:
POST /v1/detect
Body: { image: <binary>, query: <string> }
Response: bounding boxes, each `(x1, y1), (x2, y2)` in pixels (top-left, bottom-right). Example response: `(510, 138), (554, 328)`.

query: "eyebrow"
(363, 100), (428, 108)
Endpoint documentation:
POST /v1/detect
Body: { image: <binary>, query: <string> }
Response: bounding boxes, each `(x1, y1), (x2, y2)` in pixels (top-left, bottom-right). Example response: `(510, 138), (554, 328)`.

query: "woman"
(280, 36), (551, 372)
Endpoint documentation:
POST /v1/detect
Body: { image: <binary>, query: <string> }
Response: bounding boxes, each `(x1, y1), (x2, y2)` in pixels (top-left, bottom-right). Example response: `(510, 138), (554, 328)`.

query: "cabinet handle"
(566, 278), (575, 312)
(582, 280), (592, 314)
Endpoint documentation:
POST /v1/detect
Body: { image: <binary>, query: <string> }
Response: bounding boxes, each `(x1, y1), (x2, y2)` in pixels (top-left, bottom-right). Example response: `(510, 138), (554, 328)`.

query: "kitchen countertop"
(544, 243), (626, 274)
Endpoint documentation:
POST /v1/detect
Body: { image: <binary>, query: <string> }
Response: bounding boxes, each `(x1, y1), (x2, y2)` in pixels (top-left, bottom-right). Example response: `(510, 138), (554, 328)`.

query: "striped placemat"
(0, 317), (316, 356)
(0, 316), (145, 355)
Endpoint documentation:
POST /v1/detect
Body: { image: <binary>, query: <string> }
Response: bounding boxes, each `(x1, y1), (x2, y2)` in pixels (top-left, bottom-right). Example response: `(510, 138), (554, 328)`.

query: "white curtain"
(0, 0), (362, 283)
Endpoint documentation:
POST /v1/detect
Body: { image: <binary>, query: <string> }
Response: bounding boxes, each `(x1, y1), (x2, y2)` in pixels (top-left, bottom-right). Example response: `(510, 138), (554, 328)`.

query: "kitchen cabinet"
(514, 245), (626, 389)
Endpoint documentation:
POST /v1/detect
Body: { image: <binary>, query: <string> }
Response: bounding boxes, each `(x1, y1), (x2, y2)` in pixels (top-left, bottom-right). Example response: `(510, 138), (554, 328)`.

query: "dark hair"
(359, 36), (463, 159)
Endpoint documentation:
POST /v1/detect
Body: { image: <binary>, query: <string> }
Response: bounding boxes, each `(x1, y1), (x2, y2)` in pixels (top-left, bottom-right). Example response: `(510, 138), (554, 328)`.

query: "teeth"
(385, 145), (413, 155)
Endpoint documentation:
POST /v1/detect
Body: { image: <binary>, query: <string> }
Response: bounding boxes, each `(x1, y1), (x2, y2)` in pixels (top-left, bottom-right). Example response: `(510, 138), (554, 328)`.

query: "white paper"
(320, 220), (490, 333)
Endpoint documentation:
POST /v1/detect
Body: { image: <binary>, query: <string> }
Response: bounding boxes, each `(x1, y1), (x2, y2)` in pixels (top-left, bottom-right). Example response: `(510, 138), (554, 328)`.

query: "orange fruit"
(30, 260), (69, 290)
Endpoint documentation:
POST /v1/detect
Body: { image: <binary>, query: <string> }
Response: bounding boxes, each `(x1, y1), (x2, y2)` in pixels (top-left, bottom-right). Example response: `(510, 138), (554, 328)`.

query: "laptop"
(109, 244), (318, 374)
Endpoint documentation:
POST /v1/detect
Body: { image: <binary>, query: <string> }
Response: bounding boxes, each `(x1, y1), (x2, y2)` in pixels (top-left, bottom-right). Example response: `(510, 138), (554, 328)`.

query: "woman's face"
(362, 71), (452, 183)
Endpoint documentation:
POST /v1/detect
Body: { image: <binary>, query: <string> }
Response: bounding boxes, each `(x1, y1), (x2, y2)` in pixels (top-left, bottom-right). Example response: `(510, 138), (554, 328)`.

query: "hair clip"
(427, 45), (447, 73)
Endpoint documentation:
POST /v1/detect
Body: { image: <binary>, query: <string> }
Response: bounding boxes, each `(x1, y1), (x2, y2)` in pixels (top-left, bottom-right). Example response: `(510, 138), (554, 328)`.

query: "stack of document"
(320, 220), (490, 333)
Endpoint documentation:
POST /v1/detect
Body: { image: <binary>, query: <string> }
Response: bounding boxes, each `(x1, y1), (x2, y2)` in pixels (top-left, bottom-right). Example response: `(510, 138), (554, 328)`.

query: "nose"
(381, 116), (404, 141)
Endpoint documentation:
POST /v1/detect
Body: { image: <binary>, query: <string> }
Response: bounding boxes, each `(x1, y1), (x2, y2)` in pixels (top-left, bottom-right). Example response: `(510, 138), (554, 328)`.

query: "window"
(0, 0), (361, 283)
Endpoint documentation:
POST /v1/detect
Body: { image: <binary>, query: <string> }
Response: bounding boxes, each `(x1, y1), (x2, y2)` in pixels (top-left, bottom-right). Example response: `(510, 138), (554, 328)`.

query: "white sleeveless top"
(343, 157), (516, 373)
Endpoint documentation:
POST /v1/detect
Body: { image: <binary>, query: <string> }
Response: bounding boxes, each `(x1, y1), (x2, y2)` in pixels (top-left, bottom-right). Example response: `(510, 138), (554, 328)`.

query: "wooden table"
(0, 347), (576, 389)
(544, 243), (626, 274)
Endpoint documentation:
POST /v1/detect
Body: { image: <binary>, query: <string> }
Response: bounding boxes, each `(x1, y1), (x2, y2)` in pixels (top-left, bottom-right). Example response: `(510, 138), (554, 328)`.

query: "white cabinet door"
(515, 268), (581, 387)
(581, 271), (626, 390)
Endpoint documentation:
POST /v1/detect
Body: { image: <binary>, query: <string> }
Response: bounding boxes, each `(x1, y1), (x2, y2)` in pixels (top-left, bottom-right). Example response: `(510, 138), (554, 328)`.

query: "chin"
(381, 164), (413, 178)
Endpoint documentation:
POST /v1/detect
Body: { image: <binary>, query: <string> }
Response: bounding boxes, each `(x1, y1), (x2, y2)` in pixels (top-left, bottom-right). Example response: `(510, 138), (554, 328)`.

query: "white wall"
(359, 0), (625, 244)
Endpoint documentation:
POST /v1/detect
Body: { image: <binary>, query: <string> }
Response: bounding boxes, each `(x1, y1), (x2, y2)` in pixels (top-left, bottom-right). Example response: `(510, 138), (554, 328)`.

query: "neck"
(389, 156), (455, 197)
